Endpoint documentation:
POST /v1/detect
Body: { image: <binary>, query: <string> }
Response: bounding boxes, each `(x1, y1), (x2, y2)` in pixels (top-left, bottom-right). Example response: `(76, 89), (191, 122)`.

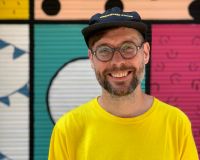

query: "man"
(48, 7), (199, 160)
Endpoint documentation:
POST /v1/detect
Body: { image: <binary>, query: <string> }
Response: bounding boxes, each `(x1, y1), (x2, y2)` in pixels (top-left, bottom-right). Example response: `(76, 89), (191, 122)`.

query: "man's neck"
(98, 86), (153, 118)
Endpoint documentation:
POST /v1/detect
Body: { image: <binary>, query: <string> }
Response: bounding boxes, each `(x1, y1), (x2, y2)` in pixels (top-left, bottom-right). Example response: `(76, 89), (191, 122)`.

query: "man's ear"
(143, 42), (150, 64)
(88, 50), (94, 69)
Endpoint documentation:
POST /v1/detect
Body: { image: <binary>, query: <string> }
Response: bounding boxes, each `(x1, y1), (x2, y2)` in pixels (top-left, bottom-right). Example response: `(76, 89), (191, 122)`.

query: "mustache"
(103, 64), (136, 75)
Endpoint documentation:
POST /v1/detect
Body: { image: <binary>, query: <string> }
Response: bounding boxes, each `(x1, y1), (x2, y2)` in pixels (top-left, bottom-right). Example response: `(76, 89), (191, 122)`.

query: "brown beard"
(95, 63), (145, 97)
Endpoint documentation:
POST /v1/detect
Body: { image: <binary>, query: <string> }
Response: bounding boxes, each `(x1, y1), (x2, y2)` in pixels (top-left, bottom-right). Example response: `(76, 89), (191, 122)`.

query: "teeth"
(111, 72), (128, 78)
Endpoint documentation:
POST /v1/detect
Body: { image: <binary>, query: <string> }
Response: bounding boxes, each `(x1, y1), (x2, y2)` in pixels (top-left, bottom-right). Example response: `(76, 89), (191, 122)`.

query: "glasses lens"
(96, 45), (113, 61)
(120, 42), (137, 58)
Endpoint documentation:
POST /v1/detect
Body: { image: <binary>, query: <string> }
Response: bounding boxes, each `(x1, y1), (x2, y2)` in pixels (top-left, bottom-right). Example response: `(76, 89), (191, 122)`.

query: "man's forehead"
(93, 27), (141, 46)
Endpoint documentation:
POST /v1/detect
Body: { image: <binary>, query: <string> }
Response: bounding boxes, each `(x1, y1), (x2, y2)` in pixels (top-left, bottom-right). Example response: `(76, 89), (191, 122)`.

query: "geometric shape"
(154, 62), (165, 72)
(0, 152), (11, 160)
(159, 35), (170, 45)
(13, 47), (26, 59)
(35, 0), (192, 20)
(42, 0), (61, 16)
(170, 73), (182, 85)
(166, 49), (179, 59)
(34, 24), (89, 160)
(0, 152), (6, 159)
(48, 58), (101, 123)
(0, 24), (29, 160)
(0, 0), (29, 19)
(188, 61), (199, 71)
(0, 153), (3, 159)
(191, 79), (200, 91)
(0, 46), (29, 97)
(0, 39), (9, 49)
(189, 0), (200, 20)
(0, 96), (10, 106)
(18, 83), (29, 97)
(0, 25), (29, 51)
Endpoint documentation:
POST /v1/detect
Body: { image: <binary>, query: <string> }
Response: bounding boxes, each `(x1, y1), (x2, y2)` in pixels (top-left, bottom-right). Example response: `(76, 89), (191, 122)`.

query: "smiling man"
(48, 7), (199, 160)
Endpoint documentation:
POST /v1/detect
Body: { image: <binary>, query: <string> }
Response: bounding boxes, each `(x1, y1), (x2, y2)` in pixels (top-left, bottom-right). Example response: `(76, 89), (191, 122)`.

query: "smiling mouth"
(110, 71), (132, 78)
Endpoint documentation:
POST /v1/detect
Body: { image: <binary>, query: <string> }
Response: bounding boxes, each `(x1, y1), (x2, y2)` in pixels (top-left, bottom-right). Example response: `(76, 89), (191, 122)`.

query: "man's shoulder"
(154, 98), (191, 126)
(69, 97), (97, 115)
(155, 98), (185, 114)
(55, 98), (96, 127)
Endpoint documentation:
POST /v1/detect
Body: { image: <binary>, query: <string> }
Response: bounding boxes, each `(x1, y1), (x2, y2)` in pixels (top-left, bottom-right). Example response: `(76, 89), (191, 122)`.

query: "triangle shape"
(0, 96), (10, 106)
(0, 152), (6, 159)
(0, 39), (9, 49)
(18, 83), (29, 97)
(13, 47), (26, 59)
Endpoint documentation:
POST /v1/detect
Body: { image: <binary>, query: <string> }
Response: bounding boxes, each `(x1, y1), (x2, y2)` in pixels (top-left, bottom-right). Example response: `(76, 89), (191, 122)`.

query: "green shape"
(34, 24), (88, 160)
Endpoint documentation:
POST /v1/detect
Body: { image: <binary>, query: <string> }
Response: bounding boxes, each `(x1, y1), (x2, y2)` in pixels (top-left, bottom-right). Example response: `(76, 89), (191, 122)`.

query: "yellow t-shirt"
(48, 98), (199, 160)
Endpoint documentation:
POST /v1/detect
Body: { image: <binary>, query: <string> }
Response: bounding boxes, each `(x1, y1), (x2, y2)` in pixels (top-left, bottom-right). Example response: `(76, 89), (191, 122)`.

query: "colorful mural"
(35, 0), (193, 20)
(0, 0), (199, 160)
(0, 25), (29, 160)
(0, 0), (29, 19)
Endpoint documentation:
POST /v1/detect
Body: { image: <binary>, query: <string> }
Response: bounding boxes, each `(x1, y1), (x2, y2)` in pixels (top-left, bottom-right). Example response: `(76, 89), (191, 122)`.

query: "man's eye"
(121, 44), (136, 52)
(98, 47), (112, 53)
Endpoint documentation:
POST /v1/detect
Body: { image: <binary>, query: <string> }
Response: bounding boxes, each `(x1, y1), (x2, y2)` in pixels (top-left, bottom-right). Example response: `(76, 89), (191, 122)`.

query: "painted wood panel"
(151, 24), (200, 154)
(35, 0), (193, 20)
(0, 24), (29, 160)
(0, 0), (29, 19)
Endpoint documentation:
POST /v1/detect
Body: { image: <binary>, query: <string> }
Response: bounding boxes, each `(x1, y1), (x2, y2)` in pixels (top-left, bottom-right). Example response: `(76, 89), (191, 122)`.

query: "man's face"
(89, 27), (150, 97)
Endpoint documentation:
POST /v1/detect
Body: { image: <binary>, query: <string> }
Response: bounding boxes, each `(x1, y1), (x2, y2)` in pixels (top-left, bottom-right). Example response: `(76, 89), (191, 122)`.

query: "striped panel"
(0, 24), (29, 160)
(0, 0), (29, 19)
(151, 24), (200, 156)
(34, 24), (88, 160)
(35, 0), (192, 20)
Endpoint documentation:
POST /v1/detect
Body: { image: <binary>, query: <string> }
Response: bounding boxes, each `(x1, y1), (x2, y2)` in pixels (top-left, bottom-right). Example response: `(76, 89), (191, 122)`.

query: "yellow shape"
(0, 0), (29, 19)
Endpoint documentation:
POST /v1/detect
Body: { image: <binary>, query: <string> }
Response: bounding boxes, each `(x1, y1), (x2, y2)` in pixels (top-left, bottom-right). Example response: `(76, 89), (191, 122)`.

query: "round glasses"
(91, 41), (144, 62)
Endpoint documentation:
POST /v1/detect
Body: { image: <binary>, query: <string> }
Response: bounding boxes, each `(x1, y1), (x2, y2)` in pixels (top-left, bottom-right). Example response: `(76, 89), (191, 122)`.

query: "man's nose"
(110, 50), (125, 65)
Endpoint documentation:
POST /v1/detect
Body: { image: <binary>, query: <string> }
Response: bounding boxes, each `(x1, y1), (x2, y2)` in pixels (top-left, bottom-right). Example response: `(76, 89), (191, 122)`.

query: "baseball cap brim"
(82, 21), (147, 47)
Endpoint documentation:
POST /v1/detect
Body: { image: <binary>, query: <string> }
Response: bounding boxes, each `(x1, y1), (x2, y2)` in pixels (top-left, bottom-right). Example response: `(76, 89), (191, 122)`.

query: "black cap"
(82, 7), (147, 47)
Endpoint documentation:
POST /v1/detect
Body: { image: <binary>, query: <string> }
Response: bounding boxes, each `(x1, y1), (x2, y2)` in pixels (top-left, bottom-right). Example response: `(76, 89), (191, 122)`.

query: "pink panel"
(151, 24), (200, 155)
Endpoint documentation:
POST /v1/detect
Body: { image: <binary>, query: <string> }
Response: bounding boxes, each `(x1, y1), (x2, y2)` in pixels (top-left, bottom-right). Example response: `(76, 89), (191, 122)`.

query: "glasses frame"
(91, 42), (144, 62)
